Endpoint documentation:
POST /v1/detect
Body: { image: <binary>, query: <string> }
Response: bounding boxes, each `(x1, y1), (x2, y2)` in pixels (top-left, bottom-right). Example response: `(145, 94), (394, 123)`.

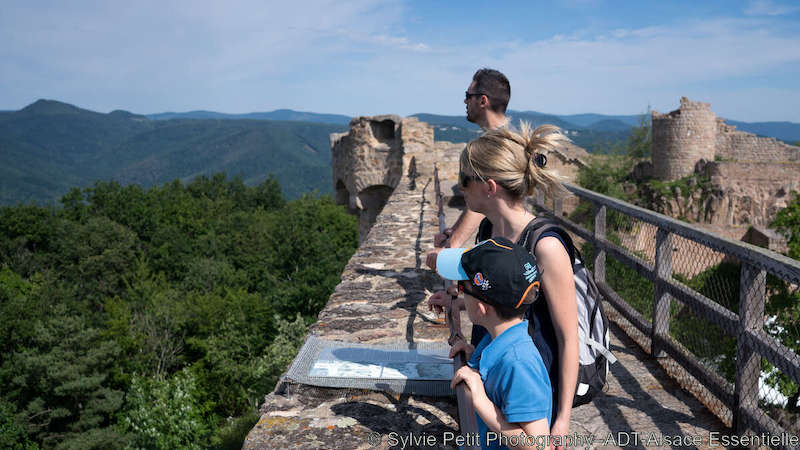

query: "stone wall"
(651, 97), (717, 180)
(244, 117), (465, 450)
(715, 120), (800, 162)
(706, 161), (800, 228)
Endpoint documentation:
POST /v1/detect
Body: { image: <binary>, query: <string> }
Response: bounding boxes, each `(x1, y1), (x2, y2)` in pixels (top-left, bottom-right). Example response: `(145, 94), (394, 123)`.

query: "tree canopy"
(0, 173), (358, 449)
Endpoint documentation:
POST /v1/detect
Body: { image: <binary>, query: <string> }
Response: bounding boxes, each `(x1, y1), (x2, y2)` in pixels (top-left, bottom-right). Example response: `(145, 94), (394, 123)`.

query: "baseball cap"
(436, 237), (541, 309)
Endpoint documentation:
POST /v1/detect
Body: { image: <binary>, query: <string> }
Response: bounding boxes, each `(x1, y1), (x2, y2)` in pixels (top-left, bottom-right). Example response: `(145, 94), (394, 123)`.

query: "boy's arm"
(451, 366), (549, 450)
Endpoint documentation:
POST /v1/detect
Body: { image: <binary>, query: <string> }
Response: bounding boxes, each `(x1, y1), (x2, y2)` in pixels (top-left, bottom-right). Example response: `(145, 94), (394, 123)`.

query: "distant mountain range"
(144, 107), (800, 144)
(410, 111), (638, 150)
(411, 111), (800, 148)
(0, 100), (346, 205)
(148, 109), (353, 125)
(1, 99), (798, 206)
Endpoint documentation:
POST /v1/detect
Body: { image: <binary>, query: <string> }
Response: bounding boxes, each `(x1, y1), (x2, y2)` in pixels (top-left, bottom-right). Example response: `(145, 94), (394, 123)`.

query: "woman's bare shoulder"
(533, 235), (569, 261)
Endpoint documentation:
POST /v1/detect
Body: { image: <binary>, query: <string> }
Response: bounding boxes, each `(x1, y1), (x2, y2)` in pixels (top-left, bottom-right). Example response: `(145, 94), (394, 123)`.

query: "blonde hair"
(460, 122), (568, 199)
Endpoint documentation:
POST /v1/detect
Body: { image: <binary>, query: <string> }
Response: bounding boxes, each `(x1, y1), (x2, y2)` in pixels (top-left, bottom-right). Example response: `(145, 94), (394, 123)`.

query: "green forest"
(0, 174), (358, 449)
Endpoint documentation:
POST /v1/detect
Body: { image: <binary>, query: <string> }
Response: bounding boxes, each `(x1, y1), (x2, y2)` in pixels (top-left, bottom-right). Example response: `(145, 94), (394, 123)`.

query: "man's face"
(464, 80), (482, 124)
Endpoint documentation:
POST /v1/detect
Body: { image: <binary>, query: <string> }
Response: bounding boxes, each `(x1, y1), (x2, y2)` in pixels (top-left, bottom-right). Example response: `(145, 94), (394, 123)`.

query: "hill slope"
(0, 100), (346, 204)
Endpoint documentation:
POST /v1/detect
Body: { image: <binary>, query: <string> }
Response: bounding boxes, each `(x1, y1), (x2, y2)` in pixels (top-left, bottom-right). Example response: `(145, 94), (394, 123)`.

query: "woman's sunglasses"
(459, 170), (483, 188)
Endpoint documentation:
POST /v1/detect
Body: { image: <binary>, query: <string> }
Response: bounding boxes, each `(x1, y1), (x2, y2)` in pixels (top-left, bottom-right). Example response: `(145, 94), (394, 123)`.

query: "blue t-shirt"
(473, 218), (572, 423)
(467, 321), (552, 450)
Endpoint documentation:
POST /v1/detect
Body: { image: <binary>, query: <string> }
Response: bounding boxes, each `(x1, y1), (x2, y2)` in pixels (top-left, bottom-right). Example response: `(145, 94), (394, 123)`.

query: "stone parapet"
(244, 141), (468, 449)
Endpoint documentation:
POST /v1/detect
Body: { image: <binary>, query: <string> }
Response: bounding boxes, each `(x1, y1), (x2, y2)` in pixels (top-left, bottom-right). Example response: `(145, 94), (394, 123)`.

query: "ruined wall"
(649, 97), (800, 243)
(545, 142), (589, 181)
(651, 97), (800, 181)
(331, 115), (435, 241)
(715, 120), (800, 162)
(651, 97), (717, 180)
(706, 161), (800, 228)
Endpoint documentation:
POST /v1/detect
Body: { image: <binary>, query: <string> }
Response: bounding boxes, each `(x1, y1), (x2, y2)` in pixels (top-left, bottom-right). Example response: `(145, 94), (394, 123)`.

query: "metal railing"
(534, 183), (800, 448)
(434, 165), (480, 450)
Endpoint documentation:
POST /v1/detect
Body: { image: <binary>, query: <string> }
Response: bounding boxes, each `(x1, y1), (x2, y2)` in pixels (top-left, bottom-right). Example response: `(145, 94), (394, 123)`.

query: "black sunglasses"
(465, 91), (486, 100)
(459, 170), (483, 188)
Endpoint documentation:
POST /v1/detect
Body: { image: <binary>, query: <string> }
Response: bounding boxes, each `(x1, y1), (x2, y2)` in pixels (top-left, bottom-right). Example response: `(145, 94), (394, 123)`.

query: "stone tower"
(651, 97), (717, 180)
(331, 115), (435, 241)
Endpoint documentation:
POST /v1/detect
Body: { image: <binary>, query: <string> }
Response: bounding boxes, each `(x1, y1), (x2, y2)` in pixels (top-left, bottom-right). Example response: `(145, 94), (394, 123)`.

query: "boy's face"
(460, 281), (485, 324)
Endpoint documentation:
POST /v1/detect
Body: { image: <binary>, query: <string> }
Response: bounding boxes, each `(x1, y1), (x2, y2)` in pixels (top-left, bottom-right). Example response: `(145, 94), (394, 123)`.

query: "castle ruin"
(652, 97), (800, 180)
(331, 116), (590, 241)
(330, 115), (463, 242)
(649, 97), (800, 243)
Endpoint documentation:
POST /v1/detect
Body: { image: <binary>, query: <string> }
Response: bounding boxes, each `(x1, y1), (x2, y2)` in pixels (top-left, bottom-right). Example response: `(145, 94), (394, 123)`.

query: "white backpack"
(522, 218), (617, 407)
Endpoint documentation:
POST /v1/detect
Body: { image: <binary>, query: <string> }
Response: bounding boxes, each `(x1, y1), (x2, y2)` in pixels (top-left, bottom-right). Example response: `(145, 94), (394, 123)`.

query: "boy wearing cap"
(437, 237), (551, 450)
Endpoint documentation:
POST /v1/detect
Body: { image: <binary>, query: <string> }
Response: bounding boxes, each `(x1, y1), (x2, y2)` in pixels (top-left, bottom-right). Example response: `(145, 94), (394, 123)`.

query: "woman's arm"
(534, 236), (579, 446)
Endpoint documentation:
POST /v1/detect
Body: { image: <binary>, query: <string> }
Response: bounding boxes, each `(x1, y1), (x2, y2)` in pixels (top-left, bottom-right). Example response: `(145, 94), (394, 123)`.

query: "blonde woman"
(430, 123), (578, 447)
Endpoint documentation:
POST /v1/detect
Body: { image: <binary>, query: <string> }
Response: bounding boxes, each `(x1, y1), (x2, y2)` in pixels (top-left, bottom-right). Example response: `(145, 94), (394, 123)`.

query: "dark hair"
(464, 283), (535, 320)
(472, 68), (511, 114)
(492, 302), (530, 320)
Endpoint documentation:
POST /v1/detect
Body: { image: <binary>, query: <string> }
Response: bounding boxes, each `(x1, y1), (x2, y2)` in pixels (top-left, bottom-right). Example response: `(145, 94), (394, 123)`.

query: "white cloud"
(0, 0), (421, 112)
(1, 2), (799, 122)
(446, 18), (800, 121)
(745, 0), (800, 16)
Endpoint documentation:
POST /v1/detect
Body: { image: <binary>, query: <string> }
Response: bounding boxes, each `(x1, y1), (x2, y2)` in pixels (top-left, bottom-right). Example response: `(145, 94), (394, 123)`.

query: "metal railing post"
(733, 263), (766, 434)
(652, 228), (673, 357)
(593, 204), (606, 284)
(553, 197), (563, 217)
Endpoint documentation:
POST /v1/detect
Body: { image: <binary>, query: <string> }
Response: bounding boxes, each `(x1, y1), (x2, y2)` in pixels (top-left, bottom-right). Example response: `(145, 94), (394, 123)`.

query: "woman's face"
(459, 168), (485, 212)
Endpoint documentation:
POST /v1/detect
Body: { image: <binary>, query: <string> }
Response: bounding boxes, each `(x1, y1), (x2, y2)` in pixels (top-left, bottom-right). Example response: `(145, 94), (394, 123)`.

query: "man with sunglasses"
(426, 68), (510, 270)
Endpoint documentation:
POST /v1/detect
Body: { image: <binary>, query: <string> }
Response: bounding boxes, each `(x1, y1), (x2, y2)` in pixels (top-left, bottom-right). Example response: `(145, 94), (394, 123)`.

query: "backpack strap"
(520, 217), (576, 265)
(585, 336), (617, 364)
(477, 216), (575, 265)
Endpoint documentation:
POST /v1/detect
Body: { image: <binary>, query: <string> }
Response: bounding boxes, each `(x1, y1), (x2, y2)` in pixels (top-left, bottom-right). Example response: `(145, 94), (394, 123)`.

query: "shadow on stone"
(589, 323), (711, 449)
(353, 177), (446, 346)
(330, 391), (455, 444)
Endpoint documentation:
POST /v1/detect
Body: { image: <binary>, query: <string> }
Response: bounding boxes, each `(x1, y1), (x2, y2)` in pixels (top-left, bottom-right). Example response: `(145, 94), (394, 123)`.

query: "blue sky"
(2, 0), (799, 122)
